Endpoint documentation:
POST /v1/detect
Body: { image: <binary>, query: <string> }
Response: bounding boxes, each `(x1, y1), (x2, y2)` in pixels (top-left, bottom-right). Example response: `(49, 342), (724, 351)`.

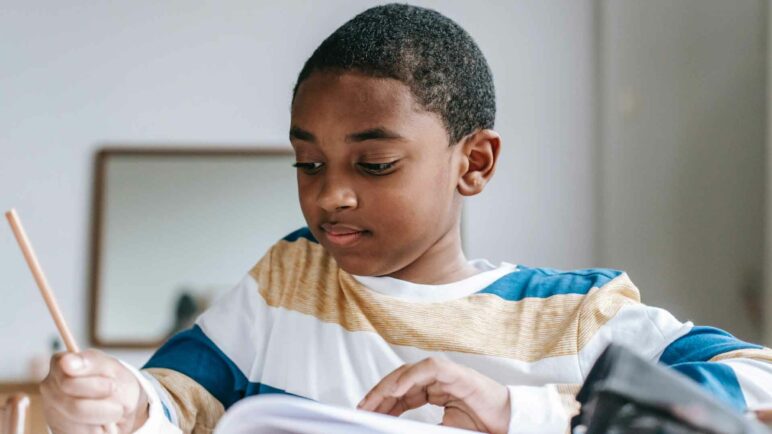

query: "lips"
(320, 223), (369, 247)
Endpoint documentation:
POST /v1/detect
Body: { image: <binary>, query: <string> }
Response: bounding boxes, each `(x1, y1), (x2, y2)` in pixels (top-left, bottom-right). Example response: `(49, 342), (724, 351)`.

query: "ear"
(456, 129), (501, 196)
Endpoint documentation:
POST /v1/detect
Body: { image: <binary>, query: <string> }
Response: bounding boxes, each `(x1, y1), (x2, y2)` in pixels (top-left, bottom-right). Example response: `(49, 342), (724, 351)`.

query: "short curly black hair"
(292, 3), (496, 144)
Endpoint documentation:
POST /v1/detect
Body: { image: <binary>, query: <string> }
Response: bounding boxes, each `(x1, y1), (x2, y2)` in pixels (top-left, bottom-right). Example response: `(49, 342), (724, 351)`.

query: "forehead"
(291, 71), (438, 132)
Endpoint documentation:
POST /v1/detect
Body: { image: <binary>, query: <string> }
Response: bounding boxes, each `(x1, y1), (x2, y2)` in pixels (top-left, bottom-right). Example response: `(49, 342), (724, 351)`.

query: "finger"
(385, 381), (453, 417)
(387, 399), (410, 417)
(364, 358), (447, 414)
(385, 383), (432, 417)
(47, 353), (70, 386)
(46, 415), (106, 434)
(50, 352), (89, 381)
(392, 358), (457, 397)
(373, 395), (399, 415)
(49, 418), (116, 434)
(57, 349), (118, 379)
(46, 393), (124, 426)
(41, 374), (73, 407)
(43, 388), (119, 434)
(357, 364), (411, 412)
(442, 406), (484, 432)
(58, 375), (116, 399)
(360, 358), (448, 412)
(396, 358), (480, 402)
(426, 381), (452, 406)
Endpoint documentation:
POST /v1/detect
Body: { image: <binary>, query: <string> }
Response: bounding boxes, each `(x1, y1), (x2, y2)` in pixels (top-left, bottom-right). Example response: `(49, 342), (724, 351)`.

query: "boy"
(40, 4), (772, 434)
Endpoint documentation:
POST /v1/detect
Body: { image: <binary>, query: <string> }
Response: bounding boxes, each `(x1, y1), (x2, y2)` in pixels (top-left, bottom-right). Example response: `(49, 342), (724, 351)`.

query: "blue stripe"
(161, 402), (171, 422)
(144, 325), (299, 408)
(282, 227), (318, 243)
(253, 383), (303, 398)
(477, 266), (623, 302)
(659, 326), (762, 365)
(669, 362), (747, 411)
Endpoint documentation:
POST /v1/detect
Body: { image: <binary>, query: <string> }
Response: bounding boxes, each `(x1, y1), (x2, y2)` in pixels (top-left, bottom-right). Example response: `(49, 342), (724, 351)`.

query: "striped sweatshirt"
(128, 228), (772, 433)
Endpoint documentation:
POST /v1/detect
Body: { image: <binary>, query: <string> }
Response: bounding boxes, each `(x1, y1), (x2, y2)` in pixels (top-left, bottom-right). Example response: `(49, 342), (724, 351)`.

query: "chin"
(331, 253), (389, 277)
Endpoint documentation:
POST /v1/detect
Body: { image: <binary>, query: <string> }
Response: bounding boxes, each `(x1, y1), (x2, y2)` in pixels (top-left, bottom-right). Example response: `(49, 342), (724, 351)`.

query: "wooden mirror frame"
(88, 147), (294, 348)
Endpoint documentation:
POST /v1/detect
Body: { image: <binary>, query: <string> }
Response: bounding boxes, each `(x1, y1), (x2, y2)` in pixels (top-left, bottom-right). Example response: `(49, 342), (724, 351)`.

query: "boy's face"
(290, 71), (467, 278)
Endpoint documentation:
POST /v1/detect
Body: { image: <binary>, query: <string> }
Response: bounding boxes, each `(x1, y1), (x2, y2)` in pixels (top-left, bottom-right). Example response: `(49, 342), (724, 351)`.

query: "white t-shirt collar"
(351, 259), (518, 303)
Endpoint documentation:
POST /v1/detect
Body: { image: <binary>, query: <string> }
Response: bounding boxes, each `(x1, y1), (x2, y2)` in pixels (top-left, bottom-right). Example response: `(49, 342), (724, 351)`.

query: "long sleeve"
(576, 273), (772, 413)
(658, 326), (772, 411)
(133, 270), (270, 433)
(502, 271), (772, 433)
(122, 362), (183, 434)
(505, 385), (570, 434)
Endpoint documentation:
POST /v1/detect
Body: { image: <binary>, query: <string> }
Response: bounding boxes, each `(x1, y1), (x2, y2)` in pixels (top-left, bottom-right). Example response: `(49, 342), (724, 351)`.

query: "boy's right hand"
(40, 349), (149, 434)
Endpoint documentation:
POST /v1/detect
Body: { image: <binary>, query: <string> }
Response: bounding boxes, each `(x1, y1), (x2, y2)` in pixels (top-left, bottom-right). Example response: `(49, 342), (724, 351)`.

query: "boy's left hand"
(357, 357), (511, 434)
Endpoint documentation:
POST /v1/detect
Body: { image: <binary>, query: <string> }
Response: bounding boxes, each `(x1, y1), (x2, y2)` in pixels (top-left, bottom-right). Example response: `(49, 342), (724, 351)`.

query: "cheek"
(369, 172), (449, 231)
(408, 163), (455, 206)
(296, 178), (317, 217)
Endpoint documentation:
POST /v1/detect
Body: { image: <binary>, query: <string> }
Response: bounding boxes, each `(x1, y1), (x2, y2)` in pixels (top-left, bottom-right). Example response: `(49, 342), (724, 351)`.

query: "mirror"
(89, 148), (305, 348)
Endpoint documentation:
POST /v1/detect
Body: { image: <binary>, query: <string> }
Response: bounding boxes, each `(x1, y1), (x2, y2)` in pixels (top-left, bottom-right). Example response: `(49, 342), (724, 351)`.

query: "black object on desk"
(572, 344), (770, 434)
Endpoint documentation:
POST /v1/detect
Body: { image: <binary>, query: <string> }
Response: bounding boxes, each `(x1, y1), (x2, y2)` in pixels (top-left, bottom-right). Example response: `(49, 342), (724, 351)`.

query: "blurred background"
(0, 0), (770, 385)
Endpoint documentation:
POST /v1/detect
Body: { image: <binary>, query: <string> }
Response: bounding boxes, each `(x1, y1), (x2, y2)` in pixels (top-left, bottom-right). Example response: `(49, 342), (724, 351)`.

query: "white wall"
(599, 0), (767, 343)
(767, 0), (772, 347)
(0, 0), (597, 379)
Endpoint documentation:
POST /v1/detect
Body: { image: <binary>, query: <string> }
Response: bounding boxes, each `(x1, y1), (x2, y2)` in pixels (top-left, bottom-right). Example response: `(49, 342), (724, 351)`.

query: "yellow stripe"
(709, 348), (772, 363)
(554, 383), (581, 396)
(251, 238), (640, 362)
(145, 368), (224, 434)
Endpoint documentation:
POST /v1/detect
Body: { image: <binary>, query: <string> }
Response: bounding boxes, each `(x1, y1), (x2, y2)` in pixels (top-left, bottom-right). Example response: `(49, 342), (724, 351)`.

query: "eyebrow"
(288, 126), (404, 143)
(289, 126), (316, 142)
(345, 127), (404, 143)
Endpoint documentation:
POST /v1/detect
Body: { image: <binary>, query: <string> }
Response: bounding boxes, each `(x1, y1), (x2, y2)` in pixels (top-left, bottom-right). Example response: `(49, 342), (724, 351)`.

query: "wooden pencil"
(6, 208), (121, 433)
(5, 208), (81, 353)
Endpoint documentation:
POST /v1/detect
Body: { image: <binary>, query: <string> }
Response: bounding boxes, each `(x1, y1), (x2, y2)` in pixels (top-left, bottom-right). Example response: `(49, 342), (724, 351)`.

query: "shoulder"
(261, 227), (326, 264)
(248, 227), (337, 293)
(478, 265), (631, 302)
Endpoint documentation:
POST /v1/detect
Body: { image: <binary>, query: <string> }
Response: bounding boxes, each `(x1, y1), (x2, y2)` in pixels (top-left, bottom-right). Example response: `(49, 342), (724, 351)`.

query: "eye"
(357, 161), (398, 175)
(292, 162), (324, 175)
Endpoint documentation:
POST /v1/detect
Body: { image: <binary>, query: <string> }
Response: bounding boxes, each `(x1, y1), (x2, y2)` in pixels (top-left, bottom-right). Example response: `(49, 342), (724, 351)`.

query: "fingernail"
(66, 355), (85, 371)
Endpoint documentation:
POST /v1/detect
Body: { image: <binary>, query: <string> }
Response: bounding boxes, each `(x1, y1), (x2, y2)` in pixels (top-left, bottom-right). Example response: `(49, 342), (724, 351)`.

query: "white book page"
(214, 395), (477, 434)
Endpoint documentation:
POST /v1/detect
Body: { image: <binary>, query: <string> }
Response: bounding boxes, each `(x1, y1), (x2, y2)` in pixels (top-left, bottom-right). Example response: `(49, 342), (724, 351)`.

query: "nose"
(316, 172), (358, 213)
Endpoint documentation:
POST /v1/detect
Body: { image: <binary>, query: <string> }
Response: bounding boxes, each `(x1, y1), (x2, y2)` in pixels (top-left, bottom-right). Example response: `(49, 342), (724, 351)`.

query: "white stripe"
(196, 273), (267, 378)
(576, 303), (692, 377)
(258, 304), (585, 424)
(718, 358), (772, 409)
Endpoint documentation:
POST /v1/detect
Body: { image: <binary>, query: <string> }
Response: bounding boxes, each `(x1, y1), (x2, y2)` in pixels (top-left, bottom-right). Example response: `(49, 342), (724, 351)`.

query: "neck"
(384, 224), (479, 285)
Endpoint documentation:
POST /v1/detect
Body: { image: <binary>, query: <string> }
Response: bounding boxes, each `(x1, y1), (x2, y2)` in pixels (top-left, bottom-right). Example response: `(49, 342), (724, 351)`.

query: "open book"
(213, 394), (477, 434)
